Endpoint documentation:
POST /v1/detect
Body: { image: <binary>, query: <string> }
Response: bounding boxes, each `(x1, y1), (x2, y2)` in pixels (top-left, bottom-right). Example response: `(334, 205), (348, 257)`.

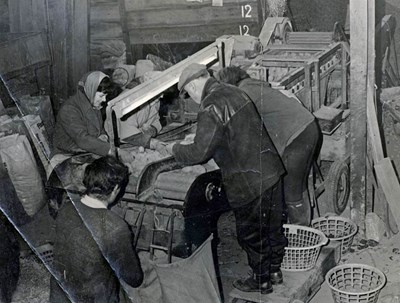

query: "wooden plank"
(349, 0), (370, 231)
(91, 0), (118, 3)
(125, 0), (258, 11)
(19, 0), (33, 32)
(31, 0), (47, 32)
(118, 0), (133, 63)
(8, 0), (47, 33)
(126, 5), (258, 29)
(0, 1), (10, 32)
(47, 0), (69, 99)
(375, 158), (400, 229)
(8, 0), (21, 32)
(367, 154), (398, 235)
(69, 0), (89, 94)
(90, 22), (123, 39)
(0, 33), (49, 75)
(90, 2), (120, 22)
(367, 86), (384, 162)
(128, 22), (260, 44)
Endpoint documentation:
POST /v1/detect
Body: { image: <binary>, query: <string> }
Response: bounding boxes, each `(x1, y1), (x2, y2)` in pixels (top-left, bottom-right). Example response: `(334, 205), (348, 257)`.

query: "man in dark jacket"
(217, 66), (322, 226)
(167, 63), (287, 294)
(50, 156), (143, 303)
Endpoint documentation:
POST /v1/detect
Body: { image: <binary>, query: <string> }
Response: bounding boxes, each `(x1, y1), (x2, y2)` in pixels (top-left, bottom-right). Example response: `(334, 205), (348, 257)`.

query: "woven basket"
(281, 224), (328, 271)
(312, 216), (357, 255)
(326, 263), (386, 303)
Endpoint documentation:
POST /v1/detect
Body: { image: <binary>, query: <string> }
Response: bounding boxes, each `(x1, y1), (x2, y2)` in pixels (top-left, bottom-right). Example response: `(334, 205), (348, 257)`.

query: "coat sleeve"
(141, 99), (162, 133)
(103, 221), (144, 288)
(172, 105), (223, 165)
(59, 105), (110, 156)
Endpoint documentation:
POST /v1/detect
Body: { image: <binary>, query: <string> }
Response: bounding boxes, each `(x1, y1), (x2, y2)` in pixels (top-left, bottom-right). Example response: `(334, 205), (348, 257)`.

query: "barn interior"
(1, 0), (400, 302)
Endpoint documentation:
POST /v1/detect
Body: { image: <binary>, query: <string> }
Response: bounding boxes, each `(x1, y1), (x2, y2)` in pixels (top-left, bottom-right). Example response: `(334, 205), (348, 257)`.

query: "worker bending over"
(166, 63), (287, 294)
(50, 156), (143, 302)
(217, 66), (322, 226)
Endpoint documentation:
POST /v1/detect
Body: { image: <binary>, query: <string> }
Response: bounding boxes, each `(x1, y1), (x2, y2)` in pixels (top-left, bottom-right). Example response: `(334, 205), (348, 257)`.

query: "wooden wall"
(89, 0), (263, 67)
(8, 0), (47, 32)
(6, 0), (90, 106)
(125, 0), (261, 44)
(4, 0), (266, 100)
(90, 0), (123, 70)
(0, 0), (9, 32)
(46, 0), (89, 102)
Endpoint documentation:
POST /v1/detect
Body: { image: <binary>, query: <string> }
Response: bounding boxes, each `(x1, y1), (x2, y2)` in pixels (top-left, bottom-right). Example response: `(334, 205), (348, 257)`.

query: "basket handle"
(320, 234), (329, 246)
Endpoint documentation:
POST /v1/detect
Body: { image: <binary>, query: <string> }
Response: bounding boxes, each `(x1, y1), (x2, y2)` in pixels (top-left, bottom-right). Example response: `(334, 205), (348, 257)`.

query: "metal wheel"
(325, 160), (350, 214)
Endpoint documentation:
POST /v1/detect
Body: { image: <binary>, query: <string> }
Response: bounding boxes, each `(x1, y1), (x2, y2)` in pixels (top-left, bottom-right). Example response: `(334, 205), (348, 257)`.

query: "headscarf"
(78, 71), (108, 103)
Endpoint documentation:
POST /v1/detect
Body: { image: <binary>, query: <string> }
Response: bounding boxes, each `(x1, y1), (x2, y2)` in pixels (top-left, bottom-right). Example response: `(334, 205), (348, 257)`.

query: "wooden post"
(349, 0), (373, 233)
(118, 0), (133, 63)
(47, 0), (69, 101)
(67, 0), (89, 95)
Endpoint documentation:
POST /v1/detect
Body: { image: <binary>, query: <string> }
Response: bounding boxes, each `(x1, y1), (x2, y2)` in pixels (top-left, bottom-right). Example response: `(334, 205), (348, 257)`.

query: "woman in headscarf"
(53, 71), (115, 156)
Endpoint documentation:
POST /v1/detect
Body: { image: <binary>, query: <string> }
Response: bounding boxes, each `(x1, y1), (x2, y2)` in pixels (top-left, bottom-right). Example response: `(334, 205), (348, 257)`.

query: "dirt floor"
(9, 204), (400, 303)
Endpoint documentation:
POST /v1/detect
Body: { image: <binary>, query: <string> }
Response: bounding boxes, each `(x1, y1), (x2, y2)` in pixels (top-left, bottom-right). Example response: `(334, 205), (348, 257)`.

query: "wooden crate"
(0, 32), (51, 97)
(0, 32), (49, 78)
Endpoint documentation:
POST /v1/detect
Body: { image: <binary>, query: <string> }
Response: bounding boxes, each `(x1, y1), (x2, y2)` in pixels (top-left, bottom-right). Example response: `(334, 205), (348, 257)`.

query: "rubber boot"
(233, 273), (273, 294)
(270, 264), (283, 285)
(286, 198), (311, 226)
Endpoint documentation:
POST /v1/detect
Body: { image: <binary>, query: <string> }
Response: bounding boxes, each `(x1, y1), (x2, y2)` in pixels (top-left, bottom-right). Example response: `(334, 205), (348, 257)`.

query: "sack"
(122, 251), (163, 303)
(23, 115), (51, 158)
(16, 95), (55, 140)
(124, 236), (220, 303)
(153, 235), (221, 303)
(0, 134), (46, 216)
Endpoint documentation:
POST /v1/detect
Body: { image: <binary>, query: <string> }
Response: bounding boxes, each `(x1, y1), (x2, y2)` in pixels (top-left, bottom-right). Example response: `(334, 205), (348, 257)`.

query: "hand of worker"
(165, 142), (176, 155)
(98, 134), (109, 142)
(180, 133), (195, 145)
(142, 126), (158, 138)
(149, 138), (165, 150)
(149, 139), (173, 157)
(118, 148), (135, 164)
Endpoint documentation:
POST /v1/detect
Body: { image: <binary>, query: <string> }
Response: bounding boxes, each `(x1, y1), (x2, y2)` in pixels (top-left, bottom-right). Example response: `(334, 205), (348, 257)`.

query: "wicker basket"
(311, 216), (358, 255)
(326, 264), (386, 303)
(35, 243), (54, 265)
(281, 224), (328, 271)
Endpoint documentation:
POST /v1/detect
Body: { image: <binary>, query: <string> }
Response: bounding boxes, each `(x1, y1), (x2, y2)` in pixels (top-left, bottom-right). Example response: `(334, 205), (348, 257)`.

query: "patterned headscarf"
(78, 71), (108, 103)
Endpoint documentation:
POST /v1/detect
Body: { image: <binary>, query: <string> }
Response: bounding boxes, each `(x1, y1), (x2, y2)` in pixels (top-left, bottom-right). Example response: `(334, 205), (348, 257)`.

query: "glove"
(123, 127), (157, 148)
(149, 139), (172, 157)
(98, 134), (109, 142)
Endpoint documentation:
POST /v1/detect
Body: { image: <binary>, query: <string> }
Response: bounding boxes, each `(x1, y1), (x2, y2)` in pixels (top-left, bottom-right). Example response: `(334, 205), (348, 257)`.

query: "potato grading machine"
(79, 17), (351, 260)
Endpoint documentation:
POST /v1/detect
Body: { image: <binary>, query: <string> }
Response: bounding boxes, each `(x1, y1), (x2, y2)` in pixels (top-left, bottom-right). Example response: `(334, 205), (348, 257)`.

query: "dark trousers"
(282, 120), (321, 225)
(233, 179), (287, 278)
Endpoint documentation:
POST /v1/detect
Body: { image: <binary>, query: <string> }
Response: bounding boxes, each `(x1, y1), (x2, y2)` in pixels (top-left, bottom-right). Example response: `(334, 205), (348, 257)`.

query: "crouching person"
(50, 156), (143, 303)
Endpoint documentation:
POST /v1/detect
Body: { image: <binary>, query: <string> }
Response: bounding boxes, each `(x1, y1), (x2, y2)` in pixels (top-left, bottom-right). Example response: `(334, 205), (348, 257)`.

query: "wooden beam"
(67, 0), (89, 94)
(47, 0), (69, 99)
(128, 22), (260, 45)
(349, 0), (371, 231)
(117, 0), (133, 63)
(374, 158), (400, 230)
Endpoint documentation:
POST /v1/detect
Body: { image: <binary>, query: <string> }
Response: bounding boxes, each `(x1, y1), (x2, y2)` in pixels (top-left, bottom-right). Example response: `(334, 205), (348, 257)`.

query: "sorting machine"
(104, 19), (350, 259)
(47, 18), (351, 260)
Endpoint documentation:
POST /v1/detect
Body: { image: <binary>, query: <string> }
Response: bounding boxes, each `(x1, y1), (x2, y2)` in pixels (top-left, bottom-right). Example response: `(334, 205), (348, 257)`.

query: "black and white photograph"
(1, 0), (400, 302)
